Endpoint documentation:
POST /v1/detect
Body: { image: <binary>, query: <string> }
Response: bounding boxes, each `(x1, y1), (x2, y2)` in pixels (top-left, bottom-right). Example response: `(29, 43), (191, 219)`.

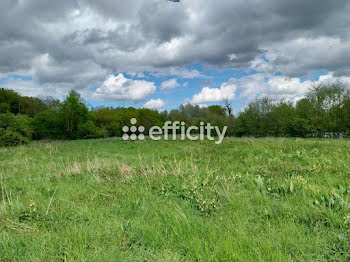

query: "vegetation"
(1, 82), (350, 260)
(0, 82), (349, 145)
(1, 81), (350, 147)
(1, 138), (350, 260)
(235, 82), (350, 137)
(0, 113), (32, 147)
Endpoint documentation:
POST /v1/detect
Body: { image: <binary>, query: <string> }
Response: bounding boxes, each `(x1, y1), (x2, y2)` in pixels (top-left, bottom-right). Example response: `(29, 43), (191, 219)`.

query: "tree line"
(235, 82), (350, 138)
(0, 81), (349, 146)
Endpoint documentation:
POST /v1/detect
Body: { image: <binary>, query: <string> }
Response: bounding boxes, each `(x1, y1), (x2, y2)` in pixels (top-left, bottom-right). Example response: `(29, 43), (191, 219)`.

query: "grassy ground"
(1, 138), (350, 261)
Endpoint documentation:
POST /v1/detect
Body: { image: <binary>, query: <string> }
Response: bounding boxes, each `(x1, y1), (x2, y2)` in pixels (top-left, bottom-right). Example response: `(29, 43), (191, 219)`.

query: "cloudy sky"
(1, 0), (350, 112)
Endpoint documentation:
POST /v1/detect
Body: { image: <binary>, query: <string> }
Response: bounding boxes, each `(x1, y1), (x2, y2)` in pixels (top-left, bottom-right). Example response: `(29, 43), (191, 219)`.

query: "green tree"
(341, 90), (350, 135)
(59, 90), (89, 139)
(0, 88), (21, 114)
(0, 113), (33, 146)
(266, 101), (294, 137)
(291, 98), (315, 137)
(136, 109), (164, 134)
(32, 109), (64, 140)
(306, 82), (346, 137)
(77, 120), (104, 139)
(208, 105), (226, 117)
(19, 96), (48, 117)
(0, 102), (10, 113)
(92, 107), (124, 137)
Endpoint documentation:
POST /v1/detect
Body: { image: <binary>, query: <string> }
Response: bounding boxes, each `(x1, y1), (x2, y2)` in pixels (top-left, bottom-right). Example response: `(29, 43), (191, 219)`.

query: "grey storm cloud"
(0, 0), (349, 93)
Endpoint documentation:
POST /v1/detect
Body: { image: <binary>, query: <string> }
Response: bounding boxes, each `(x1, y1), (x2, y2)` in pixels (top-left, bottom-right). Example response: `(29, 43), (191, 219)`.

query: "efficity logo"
(122, 118), (146, 141)
(122, 118), (227, 144)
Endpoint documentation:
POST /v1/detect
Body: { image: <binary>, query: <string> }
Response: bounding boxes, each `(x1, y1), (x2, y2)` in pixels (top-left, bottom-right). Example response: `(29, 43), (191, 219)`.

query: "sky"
(0, 0), (350, 113)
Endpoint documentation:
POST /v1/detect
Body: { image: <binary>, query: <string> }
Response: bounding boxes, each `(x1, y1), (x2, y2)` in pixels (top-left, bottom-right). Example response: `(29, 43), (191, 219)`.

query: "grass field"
(1, 138), (350, 261)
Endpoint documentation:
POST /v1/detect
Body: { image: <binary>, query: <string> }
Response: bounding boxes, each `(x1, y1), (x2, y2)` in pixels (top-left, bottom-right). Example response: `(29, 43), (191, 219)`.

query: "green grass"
(1, 138), (350, 261)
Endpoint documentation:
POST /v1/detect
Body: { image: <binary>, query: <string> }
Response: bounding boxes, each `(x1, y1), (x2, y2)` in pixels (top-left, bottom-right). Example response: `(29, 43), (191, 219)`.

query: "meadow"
(1, 138), (350, 261)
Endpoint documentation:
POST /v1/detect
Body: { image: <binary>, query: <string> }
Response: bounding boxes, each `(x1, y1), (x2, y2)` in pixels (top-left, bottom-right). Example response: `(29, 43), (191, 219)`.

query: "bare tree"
(224, 99), (233, 116)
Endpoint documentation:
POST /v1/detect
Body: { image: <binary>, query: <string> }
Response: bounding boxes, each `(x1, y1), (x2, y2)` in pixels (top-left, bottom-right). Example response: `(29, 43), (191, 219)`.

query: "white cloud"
(232, 73), (314, 101)
(93, 73), (156, 101)
(266, 77), (311, 97)
(143, 99), (166, 109)
(188, 72), (350, 107)
(232, 74), (268, 99)
(233, 72), (350, 103)
(191, 79), (236, 104)
(161, 78), (180, 89)
(266, 74), (350, 99)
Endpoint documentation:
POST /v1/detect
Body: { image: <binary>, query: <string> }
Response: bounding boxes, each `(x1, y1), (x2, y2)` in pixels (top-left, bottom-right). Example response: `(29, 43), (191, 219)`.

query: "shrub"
(0, 102), (10, 113)
(77, 120), (104, 139)
(0, 129), (29, 147)
(0, 113), (32, 147)
(32, 109), (64, 140)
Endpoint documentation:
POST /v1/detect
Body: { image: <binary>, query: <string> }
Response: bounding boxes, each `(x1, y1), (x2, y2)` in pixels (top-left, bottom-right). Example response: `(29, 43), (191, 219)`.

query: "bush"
(0, 129), (29, 147)
(0, 102), (10, 113)
(77, 120), (104, 139)
(0, 113), (33, 138)
(0, 113), (32, 147)
(32, 109), (64, 140)
(105, 122), (123, 137)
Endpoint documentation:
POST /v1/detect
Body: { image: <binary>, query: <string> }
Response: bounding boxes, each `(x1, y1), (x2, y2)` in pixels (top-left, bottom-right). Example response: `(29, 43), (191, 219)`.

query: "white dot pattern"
(121, 118), (145, 141)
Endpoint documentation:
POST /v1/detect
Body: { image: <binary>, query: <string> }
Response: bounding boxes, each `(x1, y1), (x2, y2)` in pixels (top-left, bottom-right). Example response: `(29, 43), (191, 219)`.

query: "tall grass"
(0, 138), (350, 261)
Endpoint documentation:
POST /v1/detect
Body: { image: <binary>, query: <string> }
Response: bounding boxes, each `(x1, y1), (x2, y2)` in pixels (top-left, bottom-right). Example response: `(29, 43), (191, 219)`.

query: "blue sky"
(80, 64), (337, 113)
(0, 64), (343, 114)
(86, 63), (259, 112)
